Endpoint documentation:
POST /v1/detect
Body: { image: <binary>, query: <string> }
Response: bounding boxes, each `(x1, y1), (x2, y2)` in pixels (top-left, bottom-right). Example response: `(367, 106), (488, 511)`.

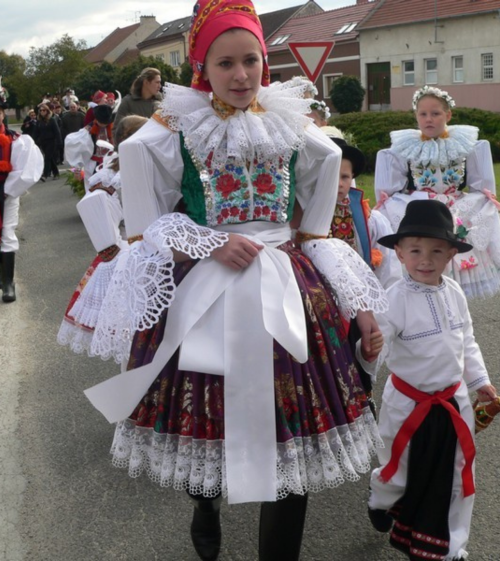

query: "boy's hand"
(477, 384), (497, 402)
(361, 331), (384, 363)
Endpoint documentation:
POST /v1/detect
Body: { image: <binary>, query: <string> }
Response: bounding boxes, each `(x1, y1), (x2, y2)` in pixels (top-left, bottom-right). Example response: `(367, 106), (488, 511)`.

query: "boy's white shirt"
(356, 274), (490, 392)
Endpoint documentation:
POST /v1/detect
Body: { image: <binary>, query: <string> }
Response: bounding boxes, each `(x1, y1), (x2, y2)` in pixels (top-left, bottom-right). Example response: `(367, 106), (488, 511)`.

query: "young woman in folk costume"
(57, 115), (147, 356)
(83, 1), (388, 559)
(374, 85), (500, 299)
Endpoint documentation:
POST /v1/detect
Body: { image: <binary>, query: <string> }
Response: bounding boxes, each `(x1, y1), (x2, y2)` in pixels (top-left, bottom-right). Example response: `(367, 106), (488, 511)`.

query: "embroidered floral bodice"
(160, 82), (314, 227)
(180, 131), (297, 227)
(390, 125), (478, 195)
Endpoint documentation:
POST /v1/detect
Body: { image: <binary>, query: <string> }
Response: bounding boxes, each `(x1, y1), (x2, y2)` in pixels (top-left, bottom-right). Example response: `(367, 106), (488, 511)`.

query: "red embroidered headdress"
(188, 0), (270, 92)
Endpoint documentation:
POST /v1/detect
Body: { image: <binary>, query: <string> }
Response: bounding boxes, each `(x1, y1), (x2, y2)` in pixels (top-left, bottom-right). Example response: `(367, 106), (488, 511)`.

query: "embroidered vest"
(179, 132), (297, 227)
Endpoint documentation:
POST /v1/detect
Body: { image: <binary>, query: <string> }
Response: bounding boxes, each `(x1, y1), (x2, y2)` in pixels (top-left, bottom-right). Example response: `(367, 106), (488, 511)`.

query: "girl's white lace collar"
(390, 125), (478, 167)
(160, 81), (314, 169)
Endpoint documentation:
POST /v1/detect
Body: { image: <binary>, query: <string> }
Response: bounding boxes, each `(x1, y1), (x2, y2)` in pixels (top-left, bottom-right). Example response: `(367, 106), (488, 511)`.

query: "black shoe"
(1, 252), (16, 303)
(368, 507), (393, 533)
(40, 176), (46, 182)
(190, 495), (222, 561)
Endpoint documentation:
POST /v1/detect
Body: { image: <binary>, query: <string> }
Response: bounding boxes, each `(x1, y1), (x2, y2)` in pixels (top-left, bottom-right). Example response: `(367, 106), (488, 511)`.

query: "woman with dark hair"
(34, 104), (61, 181)
(113, 67), (162, 128)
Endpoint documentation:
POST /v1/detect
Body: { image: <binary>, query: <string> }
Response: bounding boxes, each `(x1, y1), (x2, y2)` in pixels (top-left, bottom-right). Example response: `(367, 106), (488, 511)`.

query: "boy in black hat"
(356, 199), (497, 561)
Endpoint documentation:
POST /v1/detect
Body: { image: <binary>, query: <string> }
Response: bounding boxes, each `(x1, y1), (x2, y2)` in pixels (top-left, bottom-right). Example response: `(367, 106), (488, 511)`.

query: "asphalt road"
(1, 173), (499, 561)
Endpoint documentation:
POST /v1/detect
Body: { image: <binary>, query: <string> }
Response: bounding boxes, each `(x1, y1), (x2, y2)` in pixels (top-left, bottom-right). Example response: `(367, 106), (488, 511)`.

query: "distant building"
(85, 16), (160, 66)
(137, 1), (323, 74)
(266, 0), (377, 108)
(358, 0), (500, 112)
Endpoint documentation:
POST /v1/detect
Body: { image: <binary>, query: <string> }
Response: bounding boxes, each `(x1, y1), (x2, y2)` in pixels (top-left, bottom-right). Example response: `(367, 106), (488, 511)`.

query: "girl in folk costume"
(65, 104), (114, 192)
(0, 104), (43, 302)
(57, 115), (147, 355)
(374, 85), (500, 299)
(357, 200), (497, 561)
(82, 1), (388, 559)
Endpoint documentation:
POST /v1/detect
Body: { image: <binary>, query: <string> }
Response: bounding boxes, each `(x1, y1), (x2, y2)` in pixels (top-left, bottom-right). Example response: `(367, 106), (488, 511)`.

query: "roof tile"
(359, 0), (500, 29)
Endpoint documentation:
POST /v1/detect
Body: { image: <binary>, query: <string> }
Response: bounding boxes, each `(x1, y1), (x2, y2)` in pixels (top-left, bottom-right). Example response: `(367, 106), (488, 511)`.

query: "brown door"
(367, 62), (391, 111)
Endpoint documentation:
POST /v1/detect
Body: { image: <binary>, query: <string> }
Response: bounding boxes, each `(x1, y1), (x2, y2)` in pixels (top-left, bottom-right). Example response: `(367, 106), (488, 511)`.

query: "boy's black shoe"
(368, 507), (393, 533)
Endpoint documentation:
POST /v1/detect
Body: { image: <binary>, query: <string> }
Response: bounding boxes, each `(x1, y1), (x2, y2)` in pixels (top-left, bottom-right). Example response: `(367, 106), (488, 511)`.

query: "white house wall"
(360, 13), (500, 111)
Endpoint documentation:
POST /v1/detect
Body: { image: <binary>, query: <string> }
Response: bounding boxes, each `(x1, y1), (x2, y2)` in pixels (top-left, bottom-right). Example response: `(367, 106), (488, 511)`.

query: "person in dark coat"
(34, 104), (62, 181)
(21, 109), (38, 139)
(61, 101), (85, 141)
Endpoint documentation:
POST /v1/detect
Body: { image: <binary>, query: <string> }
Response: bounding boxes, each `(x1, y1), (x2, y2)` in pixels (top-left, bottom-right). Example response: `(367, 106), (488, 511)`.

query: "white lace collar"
(159, 81), (314, 169)
(390, 125), (478, 167)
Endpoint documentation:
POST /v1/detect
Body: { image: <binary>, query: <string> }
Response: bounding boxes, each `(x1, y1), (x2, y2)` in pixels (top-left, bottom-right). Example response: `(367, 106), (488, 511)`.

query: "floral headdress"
(412, 85), (455, 111)
(310, 99), (331, 121)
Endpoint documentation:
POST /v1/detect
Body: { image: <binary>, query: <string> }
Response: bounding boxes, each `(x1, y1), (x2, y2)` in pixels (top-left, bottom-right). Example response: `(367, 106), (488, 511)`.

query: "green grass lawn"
(356, 163), (500, 208)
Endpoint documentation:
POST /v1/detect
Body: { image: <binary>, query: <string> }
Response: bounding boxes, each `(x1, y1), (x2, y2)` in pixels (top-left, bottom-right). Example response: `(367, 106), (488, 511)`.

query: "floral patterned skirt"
(111, 241), (382, 500)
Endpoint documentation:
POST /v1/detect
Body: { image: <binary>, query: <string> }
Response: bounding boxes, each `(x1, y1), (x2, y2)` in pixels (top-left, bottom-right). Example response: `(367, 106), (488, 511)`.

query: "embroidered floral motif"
(411, 160), (465, 192)
(329, 201), (358, 253)
(459, 256), (477, 270)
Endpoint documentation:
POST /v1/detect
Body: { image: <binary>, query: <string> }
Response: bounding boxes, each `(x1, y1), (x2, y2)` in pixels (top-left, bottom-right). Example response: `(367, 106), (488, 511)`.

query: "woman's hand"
(357, 310), (384, 362)
(211, 233), (263, 270)
(477, 384), (497, 402)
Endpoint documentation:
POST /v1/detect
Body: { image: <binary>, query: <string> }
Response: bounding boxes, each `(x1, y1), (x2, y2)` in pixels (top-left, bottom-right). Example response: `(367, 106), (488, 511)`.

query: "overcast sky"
(0, 0), (354, 58)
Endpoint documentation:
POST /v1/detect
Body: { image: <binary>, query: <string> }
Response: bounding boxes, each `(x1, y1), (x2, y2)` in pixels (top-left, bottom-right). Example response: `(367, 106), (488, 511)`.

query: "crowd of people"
(3, 0), (500, 559)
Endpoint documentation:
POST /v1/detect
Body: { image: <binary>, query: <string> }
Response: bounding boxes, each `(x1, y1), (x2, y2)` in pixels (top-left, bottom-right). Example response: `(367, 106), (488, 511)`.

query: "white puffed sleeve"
(374, 149), (409, 201)
(64, 128), (93, 168)
(465, 139), (496, 195)
(295, 125), (341, 237)
(4, 135), (43, 197)
(76, 190), (124, 253)
(119, 118), (184, 238)
(368, 209), (403, 289)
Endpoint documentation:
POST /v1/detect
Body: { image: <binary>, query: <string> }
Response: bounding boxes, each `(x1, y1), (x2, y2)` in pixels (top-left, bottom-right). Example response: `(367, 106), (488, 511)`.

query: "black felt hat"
(378, 199), (473, 253)
(330, 137), (365, 177)
(93, 104), (113, 125)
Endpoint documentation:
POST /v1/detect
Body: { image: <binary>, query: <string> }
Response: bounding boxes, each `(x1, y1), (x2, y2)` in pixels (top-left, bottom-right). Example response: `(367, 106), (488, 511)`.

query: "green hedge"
(331, 108), (500, 172)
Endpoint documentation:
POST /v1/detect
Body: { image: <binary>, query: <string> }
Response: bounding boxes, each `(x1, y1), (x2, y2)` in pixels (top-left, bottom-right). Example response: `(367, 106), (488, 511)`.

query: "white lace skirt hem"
(110, 407), (383, 501)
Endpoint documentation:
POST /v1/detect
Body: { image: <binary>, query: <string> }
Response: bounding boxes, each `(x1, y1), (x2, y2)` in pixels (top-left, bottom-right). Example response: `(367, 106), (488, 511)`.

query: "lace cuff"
(302, 238), (389, 319)
(90, 213), (228, 363)
(143, 212), (229, 259)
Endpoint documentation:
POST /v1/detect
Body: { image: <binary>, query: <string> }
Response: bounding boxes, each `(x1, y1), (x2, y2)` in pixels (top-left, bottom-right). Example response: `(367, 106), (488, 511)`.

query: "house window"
(425, 59), (437, 84)
(323, 73), (342, 98)
(270, 34), (291, 46)
(336, 22), (357, 34)
(403, 61), (415, 86)
(482, 53), (493, 81)
(170, 50), (181, 67)
(452, 56), (463, 83)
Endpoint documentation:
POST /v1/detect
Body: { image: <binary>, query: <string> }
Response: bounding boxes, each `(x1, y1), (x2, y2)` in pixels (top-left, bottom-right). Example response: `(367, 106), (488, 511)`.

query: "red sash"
(380, 374), (475, 497)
